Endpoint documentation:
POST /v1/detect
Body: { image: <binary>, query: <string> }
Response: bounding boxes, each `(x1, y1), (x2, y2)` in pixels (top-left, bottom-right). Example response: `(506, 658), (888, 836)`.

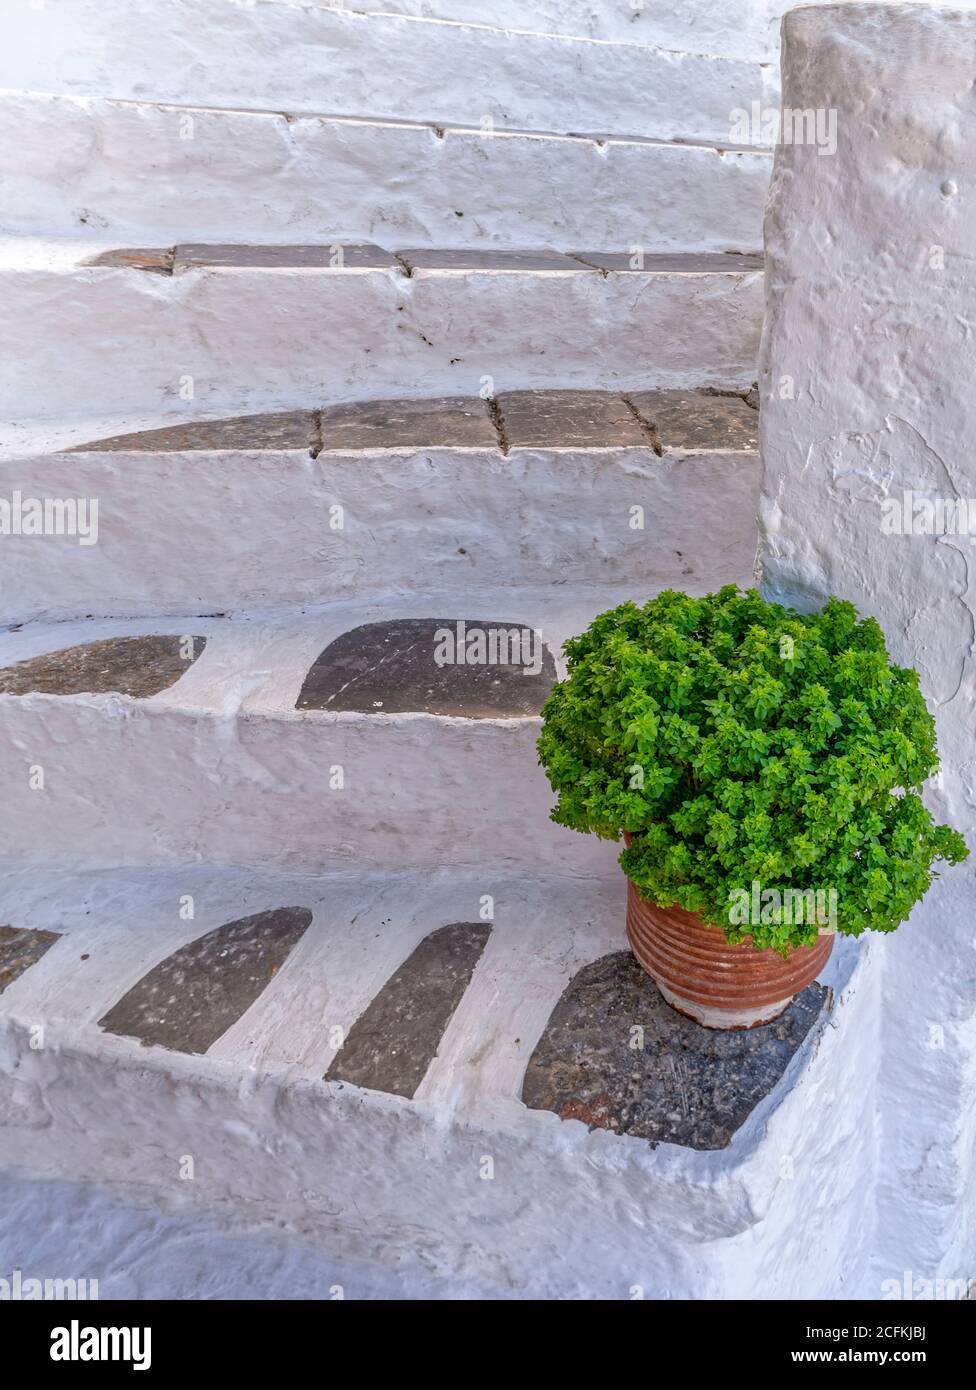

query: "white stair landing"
(0, 862), (873, 1299)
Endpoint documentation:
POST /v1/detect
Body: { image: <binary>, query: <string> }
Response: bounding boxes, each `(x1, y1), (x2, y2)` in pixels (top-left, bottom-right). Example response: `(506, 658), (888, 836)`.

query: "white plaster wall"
(0, 439), (760, 623)
(0, 249), (763, 419)
(758, 1), (976, 1292)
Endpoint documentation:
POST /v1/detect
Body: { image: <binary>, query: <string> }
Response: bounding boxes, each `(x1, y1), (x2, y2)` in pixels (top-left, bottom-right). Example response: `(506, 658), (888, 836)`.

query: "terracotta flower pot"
(624, 879), (834, 1030)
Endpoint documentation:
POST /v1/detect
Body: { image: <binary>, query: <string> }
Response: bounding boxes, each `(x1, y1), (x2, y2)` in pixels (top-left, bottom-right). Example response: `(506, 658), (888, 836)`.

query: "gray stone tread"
(571, 251), (764, 274)
(522, 951), (826, 1151)
(84, 247), (174, 274)
(0, 925), (61, 996)
(399, 248), (582, 271)
(84, 243), (764, 278)
(497, 389), (649, 448)
(173, 243), (398, 271)
(296, 618), (557, 717)
(0, 634), (206, 698)
(70, 412), (317, 454)
(326, 923), (491, 1099)
(0, 867), (833, 1155)
(98, 908), (313, 1055)
(629, 389), (759, 451)
(321, 396), (496, 450)
(68, 391), (757, 455)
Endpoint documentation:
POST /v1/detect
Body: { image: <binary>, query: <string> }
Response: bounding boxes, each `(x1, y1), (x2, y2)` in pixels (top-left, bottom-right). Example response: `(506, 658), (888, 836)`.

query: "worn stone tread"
(522, 951), (826, 1150)
(0, 635), (207, 698)
(98, 907), (313, 1055)
(0, 925), (61, 996)
(173, 242), (399, 272)
(66, 391), (758, 456)
(570, 251), (764, 274)
(86, 244), (765, 278)
(400, 247), (582, 272)
(321, 396), (495, 450)
(85, 247), (174, 274)
(498, 389), (649, 448)
(326, 923), (491, 1098)
(629, 389), (759, 451)
(70, 411), (317, 454)
(296, 618), (556, 717)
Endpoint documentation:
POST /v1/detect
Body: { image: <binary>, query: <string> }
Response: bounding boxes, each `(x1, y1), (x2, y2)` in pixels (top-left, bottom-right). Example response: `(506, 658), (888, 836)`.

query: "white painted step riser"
(0, 1005), (865, 1300)
(0, 698), (619, 875)
(339, 0), (782, 63)
(0, 448), (759, 624)
(0, 93), (769, 252)
(3, 0), (774, 145)
(0, 990), (872, 1299)
(361, 0), (976, 70)
(0, 265), (763, 419)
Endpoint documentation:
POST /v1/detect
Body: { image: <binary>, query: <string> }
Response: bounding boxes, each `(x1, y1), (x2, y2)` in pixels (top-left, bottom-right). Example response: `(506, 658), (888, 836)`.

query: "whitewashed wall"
(759, 1), (976, 1292)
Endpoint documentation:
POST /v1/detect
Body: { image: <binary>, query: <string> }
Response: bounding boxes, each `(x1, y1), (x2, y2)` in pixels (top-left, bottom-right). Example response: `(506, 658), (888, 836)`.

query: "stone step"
(0, 91), (771, 252)
(0, 389), (760, 624)
(0, 240), (764, 419)
(4, 0), (775, 146)
(328, 0), (781, 63)
(0, 583), (769, 875)
(0, 860), (867, 1298)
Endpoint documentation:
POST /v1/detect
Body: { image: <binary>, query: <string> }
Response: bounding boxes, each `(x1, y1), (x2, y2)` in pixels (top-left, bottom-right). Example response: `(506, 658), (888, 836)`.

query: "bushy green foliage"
(538, 586), (968, 951)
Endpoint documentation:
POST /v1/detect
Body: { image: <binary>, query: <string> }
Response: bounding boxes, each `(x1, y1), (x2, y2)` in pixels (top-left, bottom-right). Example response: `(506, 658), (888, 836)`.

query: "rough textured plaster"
(758, 2), (976, 1291)
(0, 92), (772, 251)
(0, 440), (760, 624)
(0, 0), (929, 1298)
(0, 246), (763, 419)
(1, 0), (774, 145)
(0, 588), (715, 876)
(0, 862), (869, 1298)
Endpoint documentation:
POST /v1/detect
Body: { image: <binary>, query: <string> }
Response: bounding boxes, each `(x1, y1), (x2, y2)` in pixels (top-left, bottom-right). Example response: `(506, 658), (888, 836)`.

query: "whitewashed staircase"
(0, 0), (865, 1300)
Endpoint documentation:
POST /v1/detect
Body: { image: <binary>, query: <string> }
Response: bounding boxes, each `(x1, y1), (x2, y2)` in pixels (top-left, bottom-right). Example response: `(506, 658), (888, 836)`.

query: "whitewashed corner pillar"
(758, 2), (976, 1288)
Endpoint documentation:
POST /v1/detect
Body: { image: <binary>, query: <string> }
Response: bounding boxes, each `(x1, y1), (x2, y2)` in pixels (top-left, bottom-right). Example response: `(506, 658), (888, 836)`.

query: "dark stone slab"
(98, 907), (313, 1055)
(321, 396), (496, 451)
(172, 243), (399, 272)
(569, 251), (764, 274)
(399, 248), (585, 272)
(296, 618), (556, 717)
(629, 390), (759, 452)
(70, 411), (317, 453)
(496, 390), (648, 449)
(522, 951), (826, 1151)
(326, 923), (490, 1098)
(0, 635), (207, 698)
(85, 247), (174, 274)
(0, 925), (61, 996)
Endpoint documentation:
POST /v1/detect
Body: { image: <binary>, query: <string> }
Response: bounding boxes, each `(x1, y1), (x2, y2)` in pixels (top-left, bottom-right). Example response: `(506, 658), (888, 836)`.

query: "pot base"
(654, 979), (794, 1031)
(625, 880), (834, 1031)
